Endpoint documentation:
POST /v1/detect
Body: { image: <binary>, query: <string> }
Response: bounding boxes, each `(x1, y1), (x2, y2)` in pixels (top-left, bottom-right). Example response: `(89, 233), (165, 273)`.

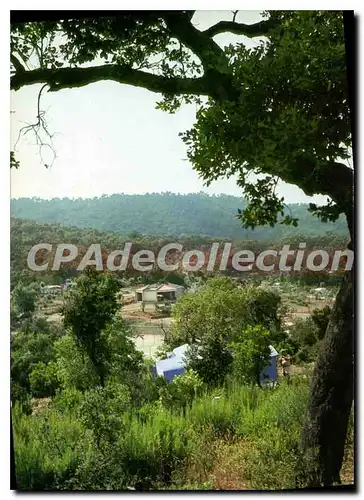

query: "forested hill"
(11, 192), (348, 240)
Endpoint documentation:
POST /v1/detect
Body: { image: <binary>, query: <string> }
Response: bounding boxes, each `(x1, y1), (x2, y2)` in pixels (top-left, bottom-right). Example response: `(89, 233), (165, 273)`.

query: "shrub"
(29, 361), (60, 398)
(12, 404), (91, 490)
(290, 317), (319, 348)
(311, 306), (332, 339)
(159, 369), (203, 411)
(80, 381), (131, 447)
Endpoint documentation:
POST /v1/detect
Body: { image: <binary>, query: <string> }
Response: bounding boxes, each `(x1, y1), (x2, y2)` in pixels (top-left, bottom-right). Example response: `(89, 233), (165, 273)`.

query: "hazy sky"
(10, 11), (327, 204)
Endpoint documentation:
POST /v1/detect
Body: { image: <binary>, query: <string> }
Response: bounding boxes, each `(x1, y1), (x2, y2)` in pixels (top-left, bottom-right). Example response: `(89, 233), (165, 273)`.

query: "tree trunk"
(300, 263), (354, 486)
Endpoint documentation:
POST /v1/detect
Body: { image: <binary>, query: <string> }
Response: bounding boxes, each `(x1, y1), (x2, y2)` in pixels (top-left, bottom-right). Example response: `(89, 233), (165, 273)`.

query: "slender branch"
(13, 84), (57, 167)
(203, 18), (279, 38)
(11, 63), (212, 96)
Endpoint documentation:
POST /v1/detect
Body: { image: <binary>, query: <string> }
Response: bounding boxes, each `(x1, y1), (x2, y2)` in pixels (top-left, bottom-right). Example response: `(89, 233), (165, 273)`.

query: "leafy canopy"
(11, 11), (353, 231)
(169, 276), (283, 348)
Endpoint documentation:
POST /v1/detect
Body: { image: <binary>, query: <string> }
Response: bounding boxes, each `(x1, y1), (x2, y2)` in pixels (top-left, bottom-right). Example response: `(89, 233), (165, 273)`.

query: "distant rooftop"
(136, 282), (184, 293)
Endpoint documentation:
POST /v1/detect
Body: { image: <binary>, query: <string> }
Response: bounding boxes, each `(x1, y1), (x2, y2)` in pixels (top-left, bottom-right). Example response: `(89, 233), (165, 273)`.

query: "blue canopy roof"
(154, 343), (278, 383)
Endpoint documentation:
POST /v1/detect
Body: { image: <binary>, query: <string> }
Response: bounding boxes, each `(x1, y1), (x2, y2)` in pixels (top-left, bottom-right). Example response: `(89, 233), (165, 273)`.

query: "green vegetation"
(63, 270), (121, 386)
(11, 9), (354, 489)
(11, 193), (348, 239)
(167, 277), (285, 386)
(10, 216), (348, 291)
(12, 375), (354, 490)
(12, 272), (351, 490)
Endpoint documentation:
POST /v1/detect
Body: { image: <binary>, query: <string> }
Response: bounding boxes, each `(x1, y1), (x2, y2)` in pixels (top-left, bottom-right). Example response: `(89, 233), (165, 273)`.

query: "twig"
(13, 84), (57, 168)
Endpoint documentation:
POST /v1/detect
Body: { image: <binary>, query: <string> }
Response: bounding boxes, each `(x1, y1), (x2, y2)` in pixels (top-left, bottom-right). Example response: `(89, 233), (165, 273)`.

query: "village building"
(41, 284), (63, 296)
(135, 283), (185, 312)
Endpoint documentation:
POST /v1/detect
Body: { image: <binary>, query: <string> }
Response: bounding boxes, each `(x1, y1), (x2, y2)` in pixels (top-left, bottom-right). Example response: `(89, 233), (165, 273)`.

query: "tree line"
(11, 217), (348, 289)
(11, 193), (348, 240)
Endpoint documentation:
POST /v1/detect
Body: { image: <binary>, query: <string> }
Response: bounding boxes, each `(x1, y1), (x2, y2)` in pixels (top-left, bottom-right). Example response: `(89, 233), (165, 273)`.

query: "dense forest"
(11, 193), (349, 240)
(11, 217), (348, 289)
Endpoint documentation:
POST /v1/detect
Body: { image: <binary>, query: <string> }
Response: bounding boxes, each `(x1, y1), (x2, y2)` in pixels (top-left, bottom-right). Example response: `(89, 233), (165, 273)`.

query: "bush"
(187, 340), (234, 386)
(80, 381), (131, 447)
(311, 306), (332, 339)
(29, 361), (60, 398)
(12, 404), (91, 490)
(290, 317), (319, 348)
(118, 411), (195, 489)
(158, 370), (203, 411)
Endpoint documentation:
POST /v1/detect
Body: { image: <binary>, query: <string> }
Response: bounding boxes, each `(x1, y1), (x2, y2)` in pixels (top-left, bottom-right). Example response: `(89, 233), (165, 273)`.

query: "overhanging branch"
(10, 54), (26, 73)
(11, 63), (212, 96)
(203, 18), (279, 38)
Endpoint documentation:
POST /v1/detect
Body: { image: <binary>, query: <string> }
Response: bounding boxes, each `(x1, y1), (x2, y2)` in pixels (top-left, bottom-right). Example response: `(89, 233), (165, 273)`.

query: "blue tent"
(153, 343), (278, 384)
(154, 344), (189, 383)
(260, 345), (279, 384)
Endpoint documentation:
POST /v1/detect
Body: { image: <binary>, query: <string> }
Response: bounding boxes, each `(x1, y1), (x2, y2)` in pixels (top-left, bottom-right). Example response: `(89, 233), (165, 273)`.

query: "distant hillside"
(10, 217), (348, 289)
(11, 192), (348, 240)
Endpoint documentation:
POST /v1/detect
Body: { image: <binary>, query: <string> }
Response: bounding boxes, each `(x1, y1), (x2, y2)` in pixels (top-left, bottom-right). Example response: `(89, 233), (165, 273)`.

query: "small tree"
(230, 325), (272, 386)
(54, 334), (99, 391)
(311, 306), (332, 340)
(187, 339), (234, 387)
(158, 369), (203, 411)
(63, 269), (120, 386)
(11, 282), (38, 320)
(170, 277), (282, 348)
(80, 381), (130, 447)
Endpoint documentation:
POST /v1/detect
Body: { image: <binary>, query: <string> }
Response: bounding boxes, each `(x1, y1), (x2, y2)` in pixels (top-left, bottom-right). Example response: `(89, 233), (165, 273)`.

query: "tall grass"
(12, 403), (92, 490)
(12, 376), (323, 491)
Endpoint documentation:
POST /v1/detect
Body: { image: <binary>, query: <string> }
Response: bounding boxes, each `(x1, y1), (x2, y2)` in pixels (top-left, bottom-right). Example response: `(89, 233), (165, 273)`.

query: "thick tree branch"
(278, 159), (354, 213)
(203, 18), (279, 38)
(163, 12), (228, 71)
(10, 54), (26, 73)
(162, 12), (239, 101)
(11, 63), (212, 96)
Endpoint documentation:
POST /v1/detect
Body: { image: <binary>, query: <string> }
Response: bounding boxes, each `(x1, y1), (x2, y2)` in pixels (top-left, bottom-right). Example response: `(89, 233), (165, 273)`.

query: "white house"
(41, 285), (63, 296)
(311, 287), (330, 300)
(135, 283), (185, 312)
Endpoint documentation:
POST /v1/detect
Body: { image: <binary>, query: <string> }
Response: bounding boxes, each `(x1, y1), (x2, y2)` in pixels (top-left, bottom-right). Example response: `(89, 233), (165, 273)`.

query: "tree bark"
(300, 254), (354, 486)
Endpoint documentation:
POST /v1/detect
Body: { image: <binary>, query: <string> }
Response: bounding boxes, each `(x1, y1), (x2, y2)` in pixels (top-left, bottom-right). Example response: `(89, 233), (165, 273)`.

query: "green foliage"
(158, 370), (203, 411)
(10, 214), (348, 293)
(103, 317), (144, 387)
(11, 282), (38, 320)
(169, 277), (283, 385)
(287, 308), (330, 363)
(80, 382), (130, 446)
(11, 330), (57, 400)
(170, 277), (283, 347)
(12, 402), (92, 490)
(11, 151), (20, 169)
(187, 340), (234, 387)
(182, 11), (351, 225)
(290, 317), (319, 348)
(11, 193), (348, 239)
(13, 374), (351, 491)
(63, 270), (120, 385)
(52, 387), (84, 415)
(54, 334), (99, 391)
(311, 305), (331, 340)
(29, 361), (60, 398)
(10, 10), (352, 490)
(230, 325), (271, 385)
